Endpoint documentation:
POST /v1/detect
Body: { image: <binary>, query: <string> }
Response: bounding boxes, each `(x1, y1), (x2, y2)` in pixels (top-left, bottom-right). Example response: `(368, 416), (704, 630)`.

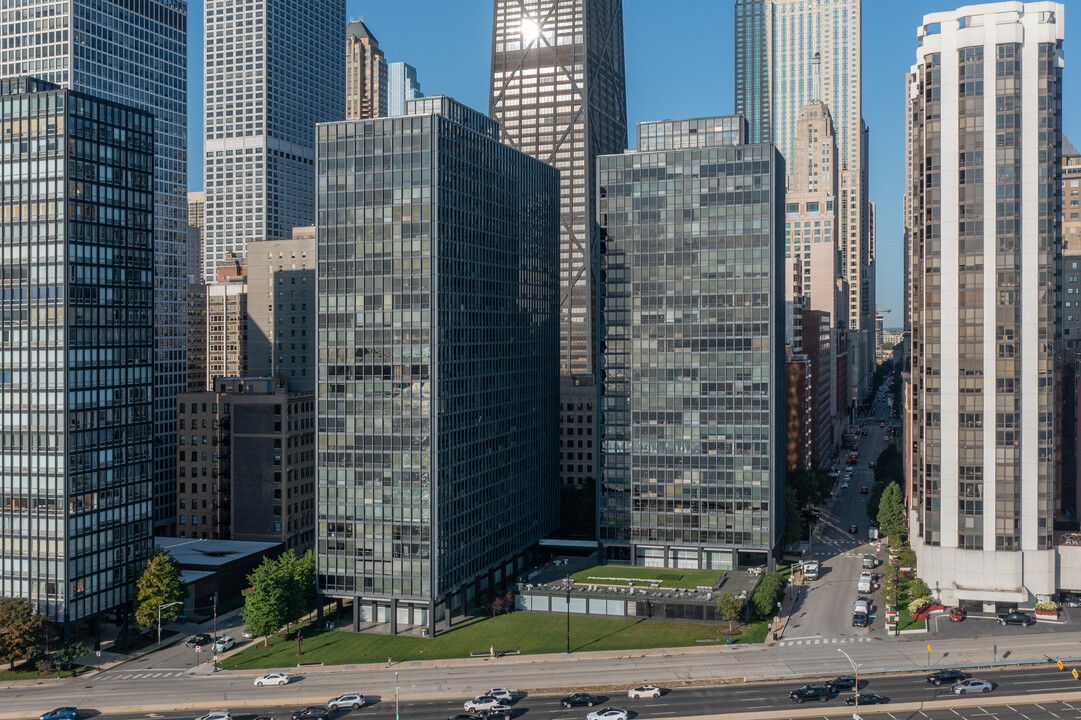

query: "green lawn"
(570, 565), (722, 590)
(894, 578), (927, 631)
(0, 663), (91, 681)
(222, 611), (759, 670)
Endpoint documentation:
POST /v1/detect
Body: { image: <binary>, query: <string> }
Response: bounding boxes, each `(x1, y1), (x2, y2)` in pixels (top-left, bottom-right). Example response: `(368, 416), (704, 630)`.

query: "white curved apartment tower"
(906, 2), (1064, 607)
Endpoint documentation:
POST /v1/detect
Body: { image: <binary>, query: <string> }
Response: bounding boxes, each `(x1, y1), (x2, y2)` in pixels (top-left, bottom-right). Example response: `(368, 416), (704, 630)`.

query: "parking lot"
(926, 609), (1072, 641)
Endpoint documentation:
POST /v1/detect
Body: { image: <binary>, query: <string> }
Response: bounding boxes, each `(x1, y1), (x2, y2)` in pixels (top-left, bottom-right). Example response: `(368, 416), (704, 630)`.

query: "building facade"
(346, 19), (386, 120)
(0, 0), (189, 537)
(207, 256), (249, 387)
(906, 2), (1064, 606)
(316, 96), (560, 633)
(598, 116), (786, 570)
(188, 191), (205, 280)
(246, 228), (316, 392)
(0, 78), (155, 627)
(1063, 138), (1081, 348)
(203, 0), (344, 281)
(388, 61), (422, 117)
(187, 281), (208, 391)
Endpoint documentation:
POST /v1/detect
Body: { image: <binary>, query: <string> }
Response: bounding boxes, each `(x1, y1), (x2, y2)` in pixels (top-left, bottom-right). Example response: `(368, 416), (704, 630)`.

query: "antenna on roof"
(811, 52), (822, 102)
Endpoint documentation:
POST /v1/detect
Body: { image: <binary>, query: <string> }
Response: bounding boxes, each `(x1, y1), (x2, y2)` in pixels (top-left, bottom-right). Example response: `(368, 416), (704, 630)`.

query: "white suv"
(464, 697), (502, 713)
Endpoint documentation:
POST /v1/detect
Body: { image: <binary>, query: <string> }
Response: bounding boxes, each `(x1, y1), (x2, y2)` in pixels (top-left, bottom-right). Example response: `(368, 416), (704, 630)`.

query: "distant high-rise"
(204, 0), (344, 281)
(0, 78), (155, 628)
(906, 2), (1064, 605)
(207, 256), (249, 387)
(388, 61), (423, 117)
(735, 0), (873, 405)
(0, 0), (189, 536)
(316, 96), (560, 634)
(188, 191), (205, 280)
(1062, 137), (1081, 348)
(598, 116), (786, 569)
(346, 19), (387, 119)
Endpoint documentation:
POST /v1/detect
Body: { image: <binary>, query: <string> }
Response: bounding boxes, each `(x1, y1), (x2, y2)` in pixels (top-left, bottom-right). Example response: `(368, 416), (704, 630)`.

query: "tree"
(909, 577), (931, 599)
(782, 487), (804, 547)
(716, 592), (743, 633)
(0, 597), (44, 669)
(877, 481), (907, 541)
(752, 573), (786, 620)
(134, 547), (185, 630)
(243, 557), (288, 646)
(55, 642), (87, 675)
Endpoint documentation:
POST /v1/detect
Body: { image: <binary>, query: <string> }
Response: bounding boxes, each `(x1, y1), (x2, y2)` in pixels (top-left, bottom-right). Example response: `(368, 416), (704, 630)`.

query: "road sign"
(1059, 660), (1065, 670)
(1073, 668), (1079, 680)
(926, 644), (931, 652)
(195, 645), (201, 653)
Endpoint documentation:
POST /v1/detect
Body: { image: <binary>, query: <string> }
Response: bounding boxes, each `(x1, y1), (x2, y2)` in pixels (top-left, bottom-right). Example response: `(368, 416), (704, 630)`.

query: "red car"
(948, 606), (965, 622)
(879, 422), (886, 427)
(860, 486), (869, 494)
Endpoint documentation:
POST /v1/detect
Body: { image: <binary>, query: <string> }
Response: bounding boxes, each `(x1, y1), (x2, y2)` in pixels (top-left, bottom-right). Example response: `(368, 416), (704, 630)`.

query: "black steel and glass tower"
(0, 78), (155, 628)
(598, 117), (786, 569)
(316, 96), (560, 634)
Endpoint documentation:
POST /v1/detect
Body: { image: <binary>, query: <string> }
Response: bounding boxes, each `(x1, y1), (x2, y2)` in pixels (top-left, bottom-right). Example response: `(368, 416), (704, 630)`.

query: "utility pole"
(395, 671), (400, 720)
(839, 648), (862, 720)
(212, 592), (218, 673)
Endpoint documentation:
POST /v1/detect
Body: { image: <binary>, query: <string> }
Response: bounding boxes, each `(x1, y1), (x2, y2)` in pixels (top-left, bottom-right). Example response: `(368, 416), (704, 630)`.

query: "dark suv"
(998, 612), (1033, 627)
(926, 669), (965, 686)
(560, 694), (598, 709)
(826, 676), (861, 692)
(186, 633), (211, 648)
(789, 686), (831, 703)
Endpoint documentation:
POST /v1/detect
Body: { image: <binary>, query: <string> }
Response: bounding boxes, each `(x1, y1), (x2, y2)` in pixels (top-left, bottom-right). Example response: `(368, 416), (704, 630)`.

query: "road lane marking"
(1015, 679), (1078, 685)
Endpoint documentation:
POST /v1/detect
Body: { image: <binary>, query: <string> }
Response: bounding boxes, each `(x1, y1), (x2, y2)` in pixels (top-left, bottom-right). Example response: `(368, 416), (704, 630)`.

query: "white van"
(804, 560), (820, 580)
(857, 571), (872, 593)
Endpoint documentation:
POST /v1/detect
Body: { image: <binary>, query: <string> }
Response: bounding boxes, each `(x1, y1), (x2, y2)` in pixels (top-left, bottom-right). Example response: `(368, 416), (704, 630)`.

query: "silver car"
(326, 694), (365, 710)
(951, 679), (992, 695)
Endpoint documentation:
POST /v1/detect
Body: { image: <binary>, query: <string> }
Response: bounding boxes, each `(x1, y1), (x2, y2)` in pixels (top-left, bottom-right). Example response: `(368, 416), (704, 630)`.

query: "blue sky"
(185, 1), (1079, 323)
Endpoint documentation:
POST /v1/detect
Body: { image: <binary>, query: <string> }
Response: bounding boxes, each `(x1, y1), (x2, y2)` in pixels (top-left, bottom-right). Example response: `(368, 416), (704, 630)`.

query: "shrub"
(1035, 601), (1059, 612)
(908, 595), (934, 614)
(35, 658), (54, 675)
(908, 577), (931, 598)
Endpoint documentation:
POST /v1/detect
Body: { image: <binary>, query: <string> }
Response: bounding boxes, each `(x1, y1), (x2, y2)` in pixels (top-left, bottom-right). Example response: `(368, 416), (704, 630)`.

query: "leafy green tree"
(716, 592), (743, 633)
(243, 557), (288, 645)
(55, 642), (87, 674)
(752, 573), (786, 619)
(782, 486), (804, 546)
(877, 481), (907, 541)
(133, 547), (185, 629)
(909, 577), (931, 599)
(898, 546), (917, 569)
(279, 549), (317, 628)
(0, 597), (44, 669)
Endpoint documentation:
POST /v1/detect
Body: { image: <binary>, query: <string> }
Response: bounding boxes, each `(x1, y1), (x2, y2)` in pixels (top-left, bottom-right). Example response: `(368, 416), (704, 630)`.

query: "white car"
(628, 685), (661, 699)
(587, 709), (629, 720)
(463, 696), (502, 713)
(254, 672), (290, 686)
(326, 693), (366, 710)
(952, 679), (992, 695)
(484, 688), (513, 703)
(214, 635), (236, 652)
(196, 713), (230, 720)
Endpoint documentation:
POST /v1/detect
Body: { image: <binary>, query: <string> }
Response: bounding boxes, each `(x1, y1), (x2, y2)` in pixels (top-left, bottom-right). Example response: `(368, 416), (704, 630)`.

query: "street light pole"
(395, 671), (400, 720)
(838, 648), (862, 720)
(157, 601), (183, 646)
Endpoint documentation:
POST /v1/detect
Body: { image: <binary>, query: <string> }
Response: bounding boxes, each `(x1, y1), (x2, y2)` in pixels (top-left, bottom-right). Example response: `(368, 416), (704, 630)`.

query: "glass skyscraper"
(0, 0), (187, 536)
(598, 117), (786, 569)
(387, 62), (422, 117)
(0, 78), (155, 628)
(316, 96), (560, 634)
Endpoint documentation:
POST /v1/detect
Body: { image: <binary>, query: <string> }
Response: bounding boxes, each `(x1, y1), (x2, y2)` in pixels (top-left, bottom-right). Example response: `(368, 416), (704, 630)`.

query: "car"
(789, 685), (831, 703)
(849, 524), (858, 534)
(464, 697), (503, 713)
(952, 679), (992, 695)
(1062, 592), (1081, 608)
(860, 486), (869, 494)
(948, 606), (966, 622)
(846, 693), (887, 706)
(998, 612), (1034, 627)
(476, 706), (513, 720)
(586, 710), (628, 720)
(195, 713), (231, 720)
(186, 633), (212, 648)
(326, 693), (366, 710)
(242, 630), (254, 639)
(291, 709), (329, 720)
(852, 611), (869, 628)
(484, 688), (513, 703)
(560, 693), (599, 708)
(214, 635), (236, 652)
(826, 676), (861, 692)
(926, 669), (965, 685)
(254, 672), (290, 686)
(450, 716), (477, 720)
(880, 422), (886, 427)
(862, 555), (876, 568)
(628, 685), (661, 699)
(40, 709), (79, 720)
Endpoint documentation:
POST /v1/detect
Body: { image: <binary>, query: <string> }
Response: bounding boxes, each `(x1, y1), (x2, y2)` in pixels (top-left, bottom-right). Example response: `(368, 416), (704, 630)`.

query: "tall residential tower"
(346, 19), (387, 120)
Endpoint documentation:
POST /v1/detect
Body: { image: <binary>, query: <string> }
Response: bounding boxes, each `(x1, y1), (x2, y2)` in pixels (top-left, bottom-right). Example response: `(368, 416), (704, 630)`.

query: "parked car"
(484, 689), (513, 703)
(214, 635), (236, 652)
(826, 676), (861, 692)
(39, 709), (79, 720)
(326, 694), (365, 710)
(998, 612), (1034, 627)
(846, 693), (887, 706)
(862, 555), (876, 568)
(628, 685), (661, 699)
(464, 697), (503, 713)
(860, 486), (869, 494)
(254, 672), (290, 687)
(1060, 592), (1081, 608)
(291, 708), (328, 720)
(948, 606), (966, 622)
(560, 693), (599, 708)
(952, 679), (992, 695)
(587, 710), (628, 720)
(926, 669), (965, 686)
(195, 713), (230, 720)
(858, 571), (873, 593)
(186, 633), (211, 648)
(789, 685), (831, 703)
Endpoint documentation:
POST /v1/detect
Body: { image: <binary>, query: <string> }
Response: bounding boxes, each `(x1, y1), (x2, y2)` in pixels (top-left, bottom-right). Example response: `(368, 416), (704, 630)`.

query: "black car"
(560, 694), (598, 709)
(477, 710), (513, 720)
(848, 524), (858, 534)
(449, 716), (476, 720)
(789, 685), (831, 703)
(998, 612), (1034, 627)
(852, 612), (868, 628)
(826, 676), (861, 692)
(846, 693), (887, 706)
(291, 709), (329, 720)
(186, 633), (211, 648)
(926, 669), (965, 686)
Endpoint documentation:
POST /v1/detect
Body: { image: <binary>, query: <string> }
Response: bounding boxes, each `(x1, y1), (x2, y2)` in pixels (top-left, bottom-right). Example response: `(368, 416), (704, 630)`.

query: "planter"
(1035, 609), (1059, 619)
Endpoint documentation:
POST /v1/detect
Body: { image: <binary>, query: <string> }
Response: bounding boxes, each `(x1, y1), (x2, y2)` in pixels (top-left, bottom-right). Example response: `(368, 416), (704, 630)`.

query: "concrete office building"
(246, 228), (316, 393)
(906, 2), (1064, 605)
(598, 116), (786, 570)
(0, 0), (189, 536)
(203, 0), (344, 281)
(1062, 139), (1081, 348)
(187, 281), (208, 392)
(388, 62), (423, 117)
(0, 78), (155, 628)
(316, 96), (560, 633)
(346, 19), (387, 120)
(735, 0), (874, 405)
